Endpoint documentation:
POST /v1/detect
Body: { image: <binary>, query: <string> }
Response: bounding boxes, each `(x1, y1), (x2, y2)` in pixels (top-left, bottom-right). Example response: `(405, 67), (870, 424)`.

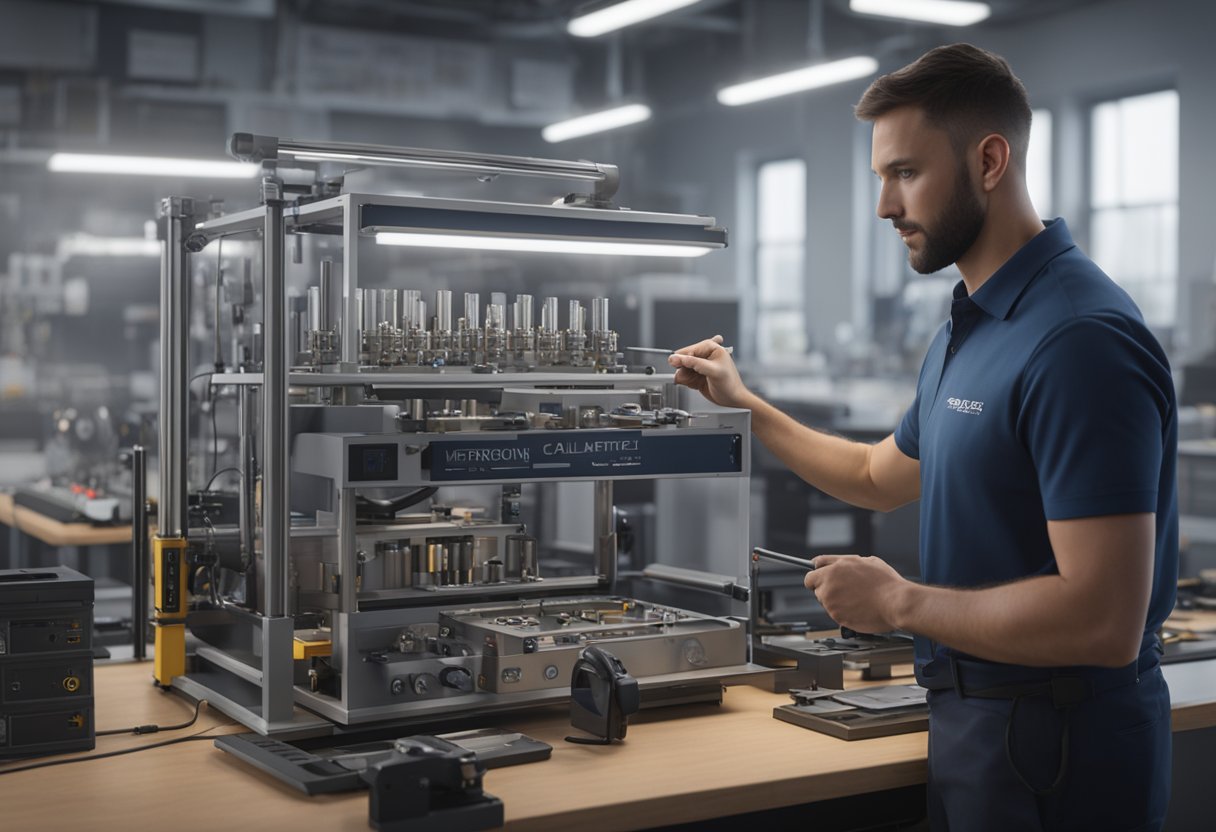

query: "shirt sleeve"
(1017, 315), (1173, 521)
(894, 389), (922, 460)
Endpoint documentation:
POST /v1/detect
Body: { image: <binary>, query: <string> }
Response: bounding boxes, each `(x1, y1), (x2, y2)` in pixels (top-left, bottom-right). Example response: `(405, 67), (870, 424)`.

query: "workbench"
(0, 492), (134, 548)
(3, 659), (1215, 831)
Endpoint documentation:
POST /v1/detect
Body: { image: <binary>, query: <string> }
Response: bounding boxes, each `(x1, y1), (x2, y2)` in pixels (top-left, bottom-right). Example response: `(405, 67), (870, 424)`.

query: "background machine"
(155, 135), (757, 737)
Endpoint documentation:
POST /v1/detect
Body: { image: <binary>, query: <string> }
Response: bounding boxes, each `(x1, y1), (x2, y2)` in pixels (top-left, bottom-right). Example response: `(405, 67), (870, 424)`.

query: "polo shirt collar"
(967, 218), (1076, 320)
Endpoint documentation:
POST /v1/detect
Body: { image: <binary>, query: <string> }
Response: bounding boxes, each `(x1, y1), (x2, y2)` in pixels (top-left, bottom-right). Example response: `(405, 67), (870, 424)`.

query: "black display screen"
(348, 443), (399, 482)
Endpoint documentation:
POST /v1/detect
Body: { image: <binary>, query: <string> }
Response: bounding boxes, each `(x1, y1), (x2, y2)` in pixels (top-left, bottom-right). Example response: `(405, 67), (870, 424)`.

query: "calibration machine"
(152, 134), (759, 737)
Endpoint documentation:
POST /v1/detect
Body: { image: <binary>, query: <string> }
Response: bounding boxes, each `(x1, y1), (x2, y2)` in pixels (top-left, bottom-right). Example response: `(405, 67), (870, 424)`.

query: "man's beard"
(898, 165), (986, 274)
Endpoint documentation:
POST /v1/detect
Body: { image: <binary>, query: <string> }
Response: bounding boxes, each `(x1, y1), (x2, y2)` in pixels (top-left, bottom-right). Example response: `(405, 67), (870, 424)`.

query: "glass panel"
(757, 244), (804, 305)
(1027, 108), (1052, 218)
(757, 159), (806, 243)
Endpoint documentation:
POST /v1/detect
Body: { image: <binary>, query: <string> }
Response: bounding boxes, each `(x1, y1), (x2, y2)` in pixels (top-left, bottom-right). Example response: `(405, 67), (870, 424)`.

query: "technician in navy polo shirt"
(670, 43), (1177, 831)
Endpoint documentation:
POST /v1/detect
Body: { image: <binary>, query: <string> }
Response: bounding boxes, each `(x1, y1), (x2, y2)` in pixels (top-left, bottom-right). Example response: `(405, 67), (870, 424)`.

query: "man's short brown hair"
(855, 43), (1033, 168)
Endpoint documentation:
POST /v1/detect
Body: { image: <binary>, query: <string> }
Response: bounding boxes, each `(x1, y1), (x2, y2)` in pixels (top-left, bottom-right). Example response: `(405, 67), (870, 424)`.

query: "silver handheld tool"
(752, 547), (816, 570)
(626, 345), (734, 355)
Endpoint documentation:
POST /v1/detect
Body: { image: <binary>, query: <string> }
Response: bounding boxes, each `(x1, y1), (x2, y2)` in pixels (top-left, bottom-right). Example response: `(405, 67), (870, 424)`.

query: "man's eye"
(896, 169), (914, 180)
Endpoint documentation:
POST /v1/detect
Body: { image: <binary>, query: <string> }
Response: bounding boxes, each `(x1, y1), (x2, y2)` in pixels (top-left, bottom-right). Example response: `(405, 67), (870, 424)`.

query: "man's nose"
(876, 184), (902, 221)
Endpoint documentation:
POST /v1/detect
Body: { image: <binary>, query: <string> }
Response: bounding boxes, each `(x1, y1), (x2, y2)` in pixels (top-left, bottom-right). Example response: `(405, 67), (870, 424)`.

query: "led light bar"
(568, 0), (703, 37)
(717, 56), (879, 106)
(849, 0), (991, 26)
(48, 153), (259, 178)
(542, 104), (652, 143)
(375, 231), (713, 258)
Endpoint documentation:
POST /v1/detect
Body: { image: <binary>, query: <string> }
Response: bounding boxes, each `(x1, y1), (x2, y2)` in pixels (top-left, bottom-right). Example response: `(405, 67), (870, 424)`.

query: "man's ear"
(976, 133), (1011, 193)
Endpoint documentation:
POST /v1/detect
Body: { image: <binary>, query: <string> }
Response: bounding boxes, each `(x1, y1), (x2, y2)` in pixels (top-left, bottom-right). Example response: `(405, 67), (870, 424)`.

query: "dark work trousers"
(923, 657), (1171, 831)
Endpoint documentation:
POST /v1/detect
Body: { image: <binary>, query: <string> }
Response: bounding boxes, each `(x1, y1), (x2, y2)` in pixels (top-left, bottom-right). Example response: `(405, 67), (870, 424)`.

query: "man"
(669, 43), (1177, 831)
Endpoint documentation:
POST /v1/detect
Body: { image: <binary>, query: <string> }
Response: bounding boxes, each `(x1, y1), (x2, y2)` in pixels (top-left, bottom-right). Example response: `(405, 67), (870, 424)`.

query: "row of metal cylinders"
(375, 533), (539, 589)
(307, 280), (612, 340)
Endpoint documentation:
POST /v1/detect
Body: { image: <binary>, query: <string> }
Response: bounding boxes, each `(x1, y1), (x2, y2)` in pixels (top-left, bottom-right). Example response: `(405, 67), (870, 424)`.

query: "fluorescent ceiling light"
(849, 0), (991, 26)
(717, 56), (879, 106)
(568, 0), (703, 37)
(47, 153), (259, 178)
(542, 104), (652, 143)
(375, 231), (712, 258)
(58, 234), (161, 258)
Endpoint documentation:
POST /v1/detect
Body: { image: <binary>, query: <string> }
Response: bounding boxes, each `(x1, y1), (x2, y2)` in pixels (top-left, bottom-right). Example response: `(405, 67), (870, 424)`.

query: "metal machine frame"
(155, 136), (757, 738)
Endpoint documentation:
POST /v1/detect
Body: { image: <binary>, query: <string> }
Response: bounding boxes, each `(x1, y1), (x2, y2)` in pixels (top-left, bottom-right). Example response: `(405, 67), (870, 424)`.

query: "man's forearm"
(891, 576), (1140, 668)
(746, 393), (890, 511)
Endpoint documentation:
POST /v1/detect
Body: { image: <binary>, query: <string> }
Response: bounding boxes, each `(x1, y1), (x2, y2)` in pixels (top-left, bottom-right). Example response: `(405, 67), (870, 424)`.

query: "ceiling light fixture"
(849, 0), (991, 27)
(47, 153), (259, 178)
(717, 56), (879, 106)
(568, 0), (704, 37)
(542, 103), (652, 143)
(375, 231), (713, 258)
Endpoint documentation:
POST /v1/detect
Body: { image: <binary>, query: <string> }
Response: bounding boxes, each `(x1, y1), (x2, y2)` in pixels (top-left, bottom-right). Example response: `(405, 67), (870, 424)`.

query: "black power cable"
(0, 700), (228, 777)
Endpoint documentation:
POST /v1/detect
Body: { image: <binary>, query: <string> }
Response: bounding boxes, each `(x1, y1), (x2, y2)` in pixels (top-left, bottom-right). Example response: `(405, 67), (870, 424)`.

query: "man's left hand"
(805, 555), (906, 633)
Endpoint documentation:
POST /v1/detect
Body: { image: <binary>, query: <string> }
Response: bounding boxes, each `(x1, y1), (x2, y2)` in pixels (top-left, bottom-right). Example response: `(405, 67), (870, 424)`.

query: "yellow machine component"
(153, 536), (189, 686)
(293, 634), (333, 660)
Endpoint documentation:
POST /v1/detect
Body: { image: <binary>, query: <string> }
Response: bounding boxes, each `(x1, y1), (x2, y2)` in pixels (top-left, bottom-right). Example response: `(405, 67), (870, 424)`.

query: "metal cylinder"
(380, 540), (403, 588)
(569, 300), (584, 334)
(504, 533), (536, 581)
(318, 259), (333, 331)
(362, 289), (379, 332)
(484, 558), (504, 584)
(520, 539), (539, 581)
(426, 540), (449, 586)
(355, 288), (364, 335)
(378, 288), (398, 328)
(487, 303), (505, 330)
(454, 536), (474, 584)
(435, 290), (452, 331)
(542, 297), (559, 333)
(463, 293), (480, 330)
(515, 294), (533, 331)
(401, 290), (421, 328)
(307, 286), (322, 331)
(591, 297), (609, 332)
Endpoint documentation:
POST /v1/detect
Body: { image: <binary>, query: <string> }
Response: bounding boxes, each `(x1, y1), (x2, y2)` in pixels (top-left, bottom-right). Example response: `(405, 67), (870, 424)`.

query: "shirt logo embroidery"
(945, 397), (984, 415)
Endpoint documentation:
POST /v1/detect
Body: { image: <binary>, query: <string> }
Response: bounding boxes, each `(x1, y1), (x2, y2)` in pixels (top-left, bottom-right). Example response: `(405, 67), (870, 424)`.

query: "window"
(755, 158), (806, 361)
(1027, 108), (1052, 219)
(1090, 89), (1179, 327)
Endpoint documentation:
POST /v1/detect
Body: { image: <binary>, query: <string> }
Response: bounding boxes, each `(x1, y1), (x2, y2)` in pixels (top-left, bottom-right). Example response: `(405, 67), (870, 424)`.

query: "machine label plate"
(426, 431), (741, 481)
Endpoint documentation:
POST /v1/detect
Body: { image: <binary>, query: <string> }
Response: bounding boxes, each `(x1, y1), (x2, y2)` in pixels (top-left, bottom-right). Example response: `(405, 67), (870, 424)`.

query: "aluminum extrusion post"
(153, 197), (195, 686)
(595, 480), (617, 587)
(259, 185), (295, 724)
(341, 196), (360, 365)
(132, 445), (148, 660)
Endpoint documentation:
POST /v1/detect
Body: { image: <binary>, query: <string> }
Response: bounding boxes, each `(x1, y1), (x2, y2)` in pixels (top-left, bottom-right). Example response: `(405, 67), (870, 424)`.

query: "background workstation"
(1, 1), (1215, 830)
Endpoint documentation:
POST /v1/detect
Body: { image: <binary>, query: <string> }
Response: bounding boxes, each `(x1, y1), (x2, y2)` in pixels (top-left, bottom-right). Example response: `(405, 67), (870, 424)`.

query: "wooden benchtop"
(3, 656), (1214, 832)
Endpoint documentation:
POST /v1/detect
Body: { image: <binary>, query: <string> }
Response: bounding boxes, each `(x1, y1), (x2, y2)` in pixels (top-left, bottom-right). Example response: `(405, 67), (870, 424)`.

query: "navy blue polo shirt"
(894, 219), (1178, 669)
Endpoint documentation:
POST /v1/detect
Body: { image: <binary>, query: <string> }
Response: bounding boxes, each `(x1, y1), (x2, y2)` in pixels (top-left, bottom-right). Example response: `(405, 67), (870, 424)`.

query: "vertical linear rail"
(595, 480), (616, 587)
(341, 195), (360, 365)
(262, 194), (288, 619)
(260, 188), (296, 725)
(132, 445), (147, 660)
(154, 197), (194, 686)
(157, 197), (193, 540)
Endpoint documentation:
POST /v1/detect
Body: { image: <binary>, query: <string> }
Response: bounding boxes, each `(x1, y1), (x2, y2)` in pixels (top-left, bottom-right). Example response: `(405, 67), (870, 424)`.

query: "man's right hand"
(667, 334), (752, 408)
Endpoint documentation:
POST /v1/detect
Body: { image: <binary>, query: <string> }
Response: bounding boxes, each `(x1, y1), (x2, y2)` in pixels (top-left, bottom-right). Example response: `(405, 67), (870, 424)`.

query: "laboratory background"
(0, 1), (1214, 831)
